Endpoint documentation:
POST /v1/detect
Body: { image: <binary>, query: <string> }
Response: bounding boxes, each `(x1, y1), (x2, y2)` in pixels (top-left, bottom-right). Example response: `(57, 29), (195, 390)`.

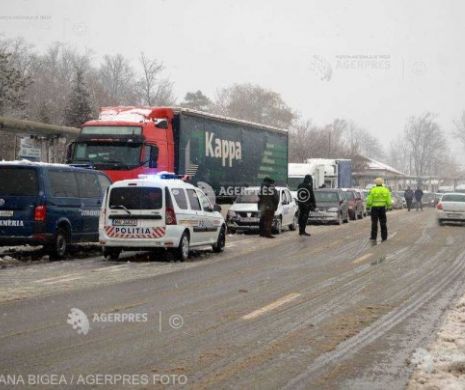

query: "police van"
(0, 161), (111, 258)
(99, 173), (226, 261)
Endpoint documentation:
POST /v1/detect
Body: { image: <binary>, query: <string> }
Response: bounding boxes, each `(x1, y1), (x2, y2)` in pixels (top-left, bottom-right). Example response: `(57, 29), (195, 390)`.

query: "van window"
(171, 188), (188, 209)
(48, 170), (79, 198)
(109, 187), (162, 210)
(97, 174), (111, 193)
(186, 189), (201, 211)
(0, 167), (39, 196)
(76, 172), (100, 198)
(197, 191), (212, 210)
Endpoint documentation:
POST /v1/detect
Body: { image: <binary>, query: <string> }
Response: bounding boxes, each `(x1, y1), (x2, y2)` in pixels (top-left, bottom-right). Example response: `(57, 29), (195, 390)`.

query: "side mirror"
(155, 119), (168, 129)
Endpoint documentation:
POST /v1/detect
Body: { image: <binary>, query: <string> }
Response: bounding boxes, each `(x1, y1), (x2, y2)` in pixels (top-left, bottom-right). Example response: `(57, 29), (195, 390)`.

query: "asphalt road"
(1, 209), (465, 389)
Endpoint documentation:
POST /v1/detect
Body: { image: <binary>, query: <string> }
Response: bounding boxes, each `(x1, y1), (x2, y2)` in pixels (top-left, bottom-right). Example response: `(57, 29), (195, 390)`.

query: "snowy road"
(1, 209), (464, 389)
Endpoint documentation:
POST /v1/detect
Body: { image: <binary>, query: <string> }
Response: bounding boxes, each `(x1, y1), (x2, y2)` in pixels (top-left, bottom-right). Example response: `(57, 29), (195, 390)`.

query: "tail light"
(34, 205), (46, 222)
(436, 203), (443, 210)
(165, 188), (177, 225)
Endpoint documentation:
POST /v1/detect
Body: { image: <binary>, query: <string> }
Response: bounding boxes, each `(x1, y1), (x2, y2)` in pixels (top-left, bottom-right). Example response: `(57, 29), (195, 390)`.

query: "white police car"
(99, 173), (226, 261)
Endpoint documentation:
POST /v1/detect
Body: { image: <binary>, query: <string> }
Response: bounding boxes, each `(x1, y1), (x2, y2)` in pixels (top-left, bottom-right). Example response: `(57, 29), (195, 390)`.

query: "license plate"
(112, 219), (137, 226)
(447, 213), (463, 218)
(0, 210), (13, 217)
(242, 217), (259, 223)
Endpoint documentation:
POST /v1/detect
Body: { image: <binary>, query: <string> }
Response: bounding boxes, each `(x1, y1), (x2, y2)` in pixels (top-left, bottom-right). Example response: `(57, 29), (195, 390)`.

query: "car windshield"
(0, 167), (39, 196)
(72, 142), (142, 168)
(315, 191), (339, 202)
(342, 191), (354, 200)
(109, 187), (163, 210)
(442, 194), (465, 202)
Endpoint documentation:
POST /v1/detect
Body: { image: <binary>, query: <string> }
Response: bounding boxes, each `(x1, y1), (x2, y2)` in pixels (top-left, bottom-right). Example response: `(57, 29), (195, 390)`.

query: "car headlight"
(327, 207), (339, 212)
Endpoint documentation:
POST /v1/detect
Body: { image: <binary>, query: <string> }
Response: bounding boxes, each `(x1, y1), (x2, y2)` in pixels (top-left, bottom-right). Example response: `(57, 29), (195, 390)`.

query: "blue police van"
(0, 161), (111, 258)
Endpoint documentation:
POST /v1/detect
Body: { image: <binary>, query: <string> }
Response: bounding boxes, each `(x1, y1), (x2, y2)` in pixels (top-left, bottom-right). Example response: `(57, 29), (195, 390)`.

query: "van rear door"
(106, 186), (165, 240)
(0, 166), (42, 239)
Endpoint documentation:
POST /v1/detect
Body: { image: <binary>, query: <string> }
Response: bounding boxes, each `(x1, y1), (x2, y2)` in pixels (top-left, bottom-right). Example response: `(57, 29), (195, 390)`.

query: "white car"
(99, 173), (226, 260)
(436, 192), (465, 225)
(226, 186), (298, 234)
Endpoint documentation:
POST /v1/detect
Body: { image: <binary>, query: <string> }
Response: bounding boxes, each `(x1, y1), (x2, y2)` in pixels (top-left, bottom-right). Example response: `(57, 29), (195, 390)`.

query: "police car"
(99, 172), (226, 261)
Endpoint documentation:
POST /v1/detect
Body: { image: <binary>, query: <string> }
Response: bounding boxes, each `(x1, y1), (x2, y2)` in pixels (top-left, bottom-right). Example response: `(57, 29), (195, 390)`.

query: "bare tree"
(99, 54), (137, 105)
(454, 111), (465, 150)
(137, 52), (176, 106)
(289, 120), (313, 162)
(213, 83), (296, 128)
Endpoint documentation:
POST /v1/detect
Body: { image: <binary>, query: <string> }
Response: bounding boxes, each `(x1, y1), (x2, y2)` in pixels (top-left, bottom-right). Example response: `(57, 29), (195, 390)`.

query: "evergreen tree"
(64, 68), (92, 127)
(181, 90), (212, 112)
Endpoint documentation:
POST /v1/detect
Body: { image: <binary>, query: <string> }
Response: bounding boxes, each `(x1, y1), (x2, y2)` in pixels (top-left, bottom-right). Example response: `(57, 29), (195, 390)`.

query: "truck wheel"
(289, 213), (298, 231)
(212, 226), (226, 253)
(49, 227), (69, 260)
(103, 247), (122, 260)
(273, 217), (282, 234)
(176, 232), (190, 262)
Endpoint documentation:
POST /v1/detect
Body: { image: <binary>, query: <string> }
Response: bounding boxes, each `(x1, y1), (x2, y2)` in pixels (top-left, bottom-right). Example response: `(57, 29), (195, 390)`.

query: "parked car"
(392, 191), (406, 208)
(436, 192), (465, 225)
(99, 172), (226, 261)
(391, 193), (404, 209)
(309, 189), (349, 225)
(227, 186), (298, 234)
(0, 160), (111, 258)
(342, 189), (364, 220)
(422, 191), (435, 207)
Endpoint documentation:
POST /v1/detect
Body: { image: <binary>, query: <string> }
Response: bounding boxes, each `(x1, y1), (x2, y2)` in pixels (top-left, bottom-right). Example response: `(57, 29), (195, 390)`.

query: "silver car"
(437, 193), (465, 225)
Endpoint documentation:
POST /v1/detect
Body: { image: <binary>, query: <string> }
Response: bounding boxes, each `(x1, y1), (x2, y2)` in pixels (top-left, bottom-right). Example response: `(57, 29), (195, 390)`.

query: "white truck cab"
(99, 172), (226, 261)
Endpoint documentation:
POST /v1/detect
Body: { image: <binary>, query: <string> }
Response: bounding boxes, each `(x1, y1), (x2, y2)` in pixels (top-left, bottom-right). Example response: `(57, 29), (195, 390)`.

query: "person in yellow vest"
(366, 177), (392, 242)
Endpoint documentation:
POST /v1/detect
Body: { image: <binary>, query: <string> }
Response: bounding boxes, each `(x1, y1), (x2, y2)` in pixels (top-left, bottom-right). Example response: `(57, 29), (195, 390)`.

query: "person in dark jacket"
(414, 187), (424, 211)
(404, 186), (414, 211)
(258, 177), (279, 238)
(297, 175), (316, 236)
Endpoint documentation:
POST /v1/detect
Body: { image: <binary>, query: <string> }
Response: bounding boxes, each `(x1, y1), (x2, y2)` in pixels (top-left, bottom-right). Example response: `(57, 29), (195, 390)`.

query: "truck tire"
(49, 227), (69, 260)
(175, 232), (190, 262)
(212, 226), (226, 253)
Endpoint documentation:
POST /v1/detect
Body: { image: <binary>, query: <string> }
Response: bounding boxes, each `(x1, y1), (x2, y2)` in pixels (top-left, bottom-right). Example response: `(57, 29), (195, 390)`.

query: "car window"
(342, 191), (353, 200)
(109, 187), (162, 210)
(186, 189), (201, 211)
(75, 172), (100, 198)
(281, 190), (287, 204)
(442, 194), (465, 202)
(0, 167), (39, 196)
(315, 191), (339, 202)
(97, 174), (111, 193)
(197, 190), (212, 211)
(171, 188), (189, 210)
(48, 170), (79, 198)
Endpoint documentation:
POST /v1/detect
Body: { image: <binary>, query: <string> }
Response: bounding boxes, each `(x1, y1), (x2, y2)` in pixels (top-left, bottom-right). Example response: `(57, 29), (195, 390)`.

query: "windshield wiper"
(110, 205), (132, 215)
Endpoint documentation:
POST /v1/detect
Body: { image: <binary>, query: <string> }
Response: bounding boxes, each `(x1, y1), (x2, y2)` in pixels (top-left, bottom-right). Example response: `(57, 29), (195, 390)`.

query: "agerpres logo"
(205, 131), (242, 167)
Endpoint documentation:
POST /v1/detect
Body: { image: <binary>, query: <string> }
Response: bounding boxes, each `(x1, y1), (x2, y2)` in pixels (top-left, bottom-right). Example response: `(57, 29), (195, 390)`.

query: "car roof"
(109, 176), (198, 190)
(0, 160), (104, 174)
(315, 188), (341, 192)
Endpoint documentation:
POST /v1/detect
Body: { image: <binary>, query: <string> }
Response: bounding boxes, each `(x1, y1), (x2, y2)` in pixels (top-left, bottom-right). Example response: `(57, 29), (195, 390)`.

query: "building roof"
(354, 156), (406, 177)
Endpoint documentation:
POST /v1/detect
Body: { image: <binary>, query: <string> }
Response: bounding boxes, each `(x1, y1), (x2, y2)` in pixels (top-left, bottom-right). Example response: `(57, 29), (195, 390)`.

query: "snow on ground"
(408, 295), (465, 389)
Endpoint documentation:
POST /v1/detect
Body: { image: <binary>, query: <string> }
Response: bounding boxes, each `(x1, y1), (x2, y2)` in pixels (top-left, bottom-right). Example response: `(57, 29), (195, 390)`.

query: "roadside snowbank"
(408, 296), (465, 389)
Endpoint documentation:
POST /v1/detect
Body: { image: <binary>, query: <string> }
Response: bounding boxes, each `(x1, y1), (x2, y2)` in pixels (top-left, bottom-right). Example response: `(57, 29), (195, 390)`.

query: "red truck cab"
(67, 107), (175, 182)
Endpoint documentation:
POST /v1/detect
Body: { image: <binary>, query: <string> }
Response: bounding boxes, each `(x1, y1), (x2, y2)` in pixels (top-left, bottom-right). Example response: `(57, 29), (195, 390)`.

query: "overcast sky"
(1, 0), (464, 150)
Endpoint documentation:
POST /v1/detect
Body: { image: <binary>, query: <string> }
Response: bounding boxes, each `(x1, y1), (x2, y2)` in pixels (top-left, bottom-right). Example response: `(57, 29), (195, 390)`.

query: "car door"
(286, 189), (298, 223)
(75, 171), (101, 240)
(196, 189), (218, 244)
(280, 190), (290, 225)
(185, 188), (203, 244)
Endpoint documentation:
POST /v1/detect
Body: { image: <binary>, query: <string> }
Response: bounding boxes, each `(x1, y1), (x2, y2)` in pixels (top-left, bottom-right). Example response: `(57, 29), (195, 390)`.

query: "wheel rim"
(181, 236), (189, 258)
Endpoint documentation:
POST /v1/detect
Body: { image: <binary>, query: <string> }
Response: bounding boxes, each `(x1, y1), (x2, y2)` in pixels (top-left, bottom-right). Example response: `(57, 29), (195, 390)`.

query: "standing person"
(404, 186), (414, 212)
(258, 177), (279, 238)
(366, 177), (392, 242)
(297, 175), (316, 236)
(414, 186), (424, 211)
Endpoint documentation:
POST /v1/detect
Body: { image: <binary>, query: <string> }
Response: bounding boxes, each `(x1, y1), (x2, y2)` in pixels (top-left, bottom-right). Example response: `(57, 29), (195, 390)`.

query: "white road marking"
(42, 276), (82, 285)
(34, 273), (81, 283)
(352, 253), (374, 265)
(242, 293), (301, 320)
(92, 265), (129, 273)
